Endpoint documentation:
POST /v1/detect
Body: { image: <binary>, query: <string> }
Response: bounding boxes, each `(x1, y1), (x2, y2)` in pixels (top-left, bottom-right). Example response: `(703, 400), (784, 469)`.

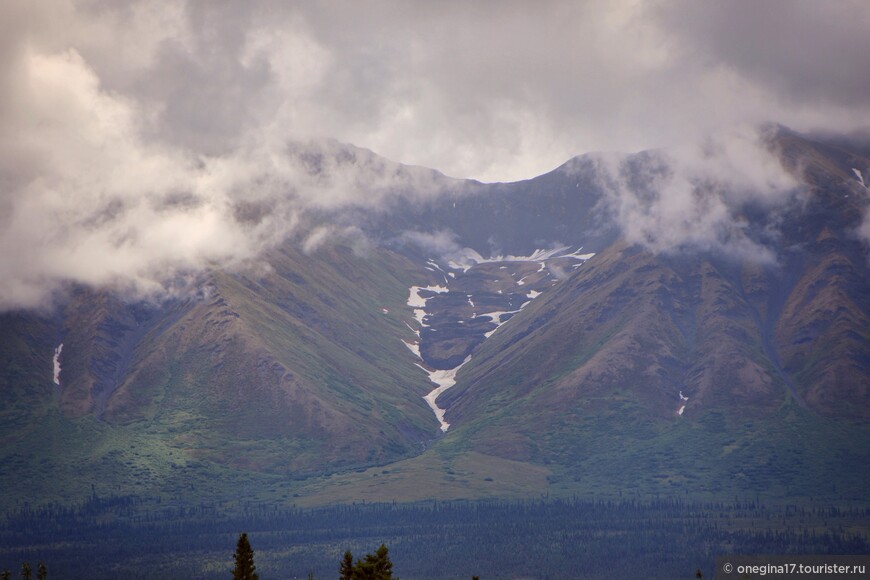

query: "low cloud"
(591, 126), (801, 261)
(1, 0), (866, 309)
(396, 230), (462, 257)
(0, 40), (448, 310)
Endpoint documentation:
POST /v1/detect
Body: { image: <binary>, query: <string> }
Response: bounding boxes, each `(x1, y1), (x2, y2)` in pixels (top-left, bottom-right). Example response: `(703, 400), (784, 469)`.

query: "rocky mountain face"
(1, 126), (869, 506)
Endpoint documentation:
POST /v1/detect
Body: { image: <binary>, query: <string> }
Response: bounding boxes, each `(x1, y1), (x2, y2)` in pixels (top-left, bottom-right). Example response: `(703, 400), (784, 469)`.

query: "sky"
(1, 0), (869, 309)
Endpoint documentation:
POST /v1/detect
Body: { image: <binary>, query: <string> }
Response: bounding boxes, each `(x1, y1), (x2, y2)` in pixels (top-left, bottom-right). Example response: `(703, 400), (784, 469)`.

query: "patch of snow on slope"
(564, 249), (596, 260)
(408, 285), (447, 308)
(486, 311), (515, 324)
(484, 310), (520, 337)
(408, 285), (447, 327)
(446, 246), (595, 270)
(53, 344), (63, 385)
(853, 168), (867, 189)
(677, 390), (689, 416)
(403, 340), (421, 358)
(421, 356), (471, 432)
(527, 290), (541, 299)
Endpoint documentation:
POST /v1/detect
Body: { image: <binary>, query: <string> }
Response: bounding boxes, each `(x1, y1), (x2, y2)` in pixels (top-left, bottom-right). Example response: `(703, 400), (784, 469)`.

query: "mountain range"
(1, 125), (869, 508)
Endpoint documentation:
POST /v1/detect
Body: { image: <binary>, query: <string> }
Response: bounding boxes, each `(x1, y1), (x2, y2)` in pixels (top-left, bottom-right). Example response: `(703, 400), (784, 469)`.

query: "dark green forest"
(1, 495), (868, 579)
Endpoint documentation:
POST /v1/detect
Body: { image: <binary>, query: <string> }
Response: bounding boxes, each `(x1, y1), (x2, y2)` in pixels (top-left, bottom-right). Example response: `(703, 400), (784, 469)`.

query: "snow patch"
(565, 250), (596, 260)
(408, 285), (447, 328)
(405, 321), (419, 335)
(52, 343), (63, 385)
(403, 340), (421, 358)
(446, 246), (595, 271)
(486, 311), (515, 324)
(407, 285), (447, 308)
(527, 290), (541, 299)
(483, 310), (520, 337)
(421, 356), (471, 432)
(677, 390), (689, 416)
(382, 308), (389, 314)
(853, 168), (867, 189)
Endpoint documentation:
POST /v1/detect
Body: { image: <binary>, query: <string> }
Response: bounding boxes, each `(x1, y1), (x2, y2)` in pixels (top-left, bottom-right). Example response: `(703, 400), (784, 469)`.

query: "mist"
(589, 126), (803, 262)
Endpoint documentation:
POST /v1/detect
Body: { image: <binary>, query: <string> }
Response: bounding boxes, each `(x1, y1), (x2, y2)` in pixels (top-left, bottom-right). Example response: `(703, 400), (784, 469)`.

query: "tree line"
(3, 496), (869, 578)
(235, 533), (480, 580)
(0, 562), (46, 580)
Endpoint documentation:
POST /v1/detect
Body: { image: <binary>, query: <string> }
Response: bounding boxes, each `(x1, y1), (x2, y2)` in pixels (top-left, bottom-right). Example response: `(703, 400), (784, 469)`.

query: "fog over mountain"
(1, 0), (869, 310)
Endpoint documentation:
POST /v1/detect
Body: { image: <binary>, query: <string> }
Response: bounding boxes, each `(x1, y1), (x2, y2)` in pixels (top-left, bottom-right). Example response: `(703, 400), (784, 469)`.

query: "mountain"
(1, 126), (869, 508)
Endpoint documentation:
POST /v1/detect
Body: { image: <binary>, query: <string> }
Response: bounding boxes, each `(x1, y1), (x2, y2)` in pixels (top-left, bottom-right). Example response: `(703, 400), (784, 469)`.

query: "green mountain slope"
(0, 244), (443, 506)
(428, 131), (870, 500)
(1, 127), (869, 509)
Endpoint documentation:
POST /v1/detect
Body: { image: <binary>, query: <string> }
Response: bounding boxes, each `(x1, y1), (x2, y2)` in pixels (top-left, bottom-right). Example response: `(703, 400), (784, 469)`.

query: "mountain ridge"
(1, 125), (869, 508)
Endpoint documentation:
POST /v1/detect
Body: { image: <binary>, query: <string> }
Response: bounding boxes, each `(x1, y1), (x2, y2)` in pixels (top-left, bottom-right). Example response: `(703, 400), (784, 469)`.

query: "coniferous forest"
(1, 495), (868, 579)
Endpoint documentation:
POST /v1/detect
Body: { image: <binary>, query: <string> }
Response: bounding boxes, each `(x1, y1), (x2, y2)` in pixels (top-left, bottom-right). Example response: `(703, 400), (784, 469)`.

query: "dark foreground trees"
(339, 544), (395, 580)
(232, 533), (259, 580)
(1, 562), (46, 580)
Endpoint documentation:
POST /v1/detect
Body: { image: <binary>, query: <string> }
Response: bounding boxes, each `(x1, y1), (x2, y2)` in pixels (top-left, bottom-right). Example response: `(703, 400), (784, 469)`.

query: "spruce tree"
(339, 550), (354, 580)
(339, 544), (396, 580)
(20, 563), (31, 580)
(356, 544), (393, 580)
(232, 533), (259, 580)
(36, 564), (46, 580)
(1, 570), (9, 580)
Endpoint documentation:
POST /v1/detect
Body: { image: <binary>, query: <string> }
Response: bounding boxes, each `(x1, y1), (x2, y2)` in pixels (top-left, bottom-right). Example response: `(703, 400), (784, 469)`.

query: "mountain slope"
(1, 126), (869, 507)
(424, 129), (870, 498)
(0, 243), (446, 505)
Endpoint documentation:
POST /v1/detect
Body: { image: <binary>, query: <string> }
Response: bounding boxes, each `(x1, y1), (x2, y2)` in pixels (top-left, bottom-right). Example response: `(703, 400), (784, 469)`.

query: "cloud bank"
(589, 126), (801, 262)
(0, 0), (867, 309)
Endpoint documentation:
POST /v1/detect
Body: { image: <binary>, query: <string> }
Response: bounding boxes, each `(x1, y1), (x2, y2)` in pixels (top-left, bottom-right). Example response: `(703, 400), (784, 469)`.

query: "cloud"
(0, 45), (288, 309)
(0, 28), (448, 310)
(590, 126), (801, 261)
(396, 230), (462, 257)
(0, 0), (866, 308)
(10, 0), (866, 182)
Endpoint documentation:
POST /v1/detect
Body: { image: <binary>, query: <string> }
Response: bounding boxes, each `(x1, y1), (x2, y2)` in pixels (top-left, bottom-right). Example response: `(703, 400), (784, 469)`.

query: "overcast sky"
(1, 0), (869, 309)
(5, 0), (869, 181)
